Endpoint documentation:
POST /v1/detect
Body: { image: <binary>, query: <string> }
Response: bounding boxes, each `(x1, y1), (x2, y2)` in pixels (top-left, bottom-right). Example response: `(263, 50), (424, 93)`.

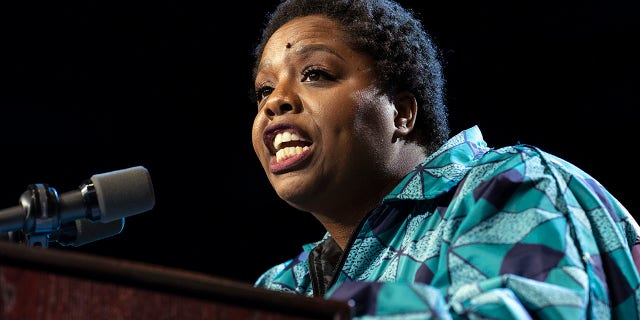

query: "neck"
(312, 211), (366, 249)
(309, 144), (429, 249)
(310, 178), (394, 249)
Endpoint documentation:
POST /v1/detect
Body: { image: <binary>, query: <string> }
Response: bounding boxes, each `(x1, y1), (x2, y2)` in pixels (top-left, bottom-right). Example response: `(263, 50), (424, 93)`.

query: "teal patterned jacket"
(255, 126), (640, 319)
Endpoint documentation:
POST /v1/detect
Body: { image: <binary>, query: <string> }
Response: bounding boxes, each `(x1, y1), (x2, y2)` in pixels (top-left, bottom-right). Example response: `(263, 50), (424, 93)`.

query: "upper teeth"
(273, 131), (307, 150)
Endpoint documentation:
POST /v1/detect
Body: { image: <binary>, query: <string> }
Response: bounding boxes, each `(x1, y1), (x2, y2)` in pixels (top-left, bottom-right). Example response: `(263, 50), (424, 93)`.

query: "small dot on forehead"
(286, 42), (292, 48)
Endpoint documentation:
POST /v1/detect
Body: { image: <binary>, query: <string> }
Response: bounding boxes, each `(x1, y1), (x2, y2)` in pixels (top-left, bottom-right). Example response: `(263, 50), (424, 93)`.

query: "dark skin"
(252, 15), (428, 249)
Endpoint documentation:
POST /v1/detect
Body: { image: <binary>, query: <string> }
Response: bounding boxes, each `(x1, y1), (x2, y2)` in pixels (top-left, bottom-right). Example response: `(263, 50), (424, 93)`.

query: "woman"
(249, 0), (640, 318)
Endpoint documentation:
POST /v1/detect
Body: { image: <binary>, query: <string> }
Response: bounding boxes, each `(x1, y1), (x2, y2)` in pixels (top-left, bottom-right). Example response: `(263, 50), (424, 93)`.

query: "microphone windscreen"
(91, 166), (155, 222)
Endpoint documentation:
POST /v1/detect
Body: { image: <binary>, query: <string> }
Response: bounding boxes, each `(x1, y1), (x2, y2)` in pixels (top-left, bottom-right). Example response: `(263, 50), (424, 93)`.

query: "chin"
(274, 185), (311, 209)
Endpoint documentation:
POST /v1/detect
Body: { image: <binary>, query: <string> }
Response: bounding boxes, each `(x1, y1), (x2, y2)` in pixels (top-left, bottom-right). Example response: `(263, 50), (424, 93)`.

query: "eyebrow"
(293, 44), (346, 62)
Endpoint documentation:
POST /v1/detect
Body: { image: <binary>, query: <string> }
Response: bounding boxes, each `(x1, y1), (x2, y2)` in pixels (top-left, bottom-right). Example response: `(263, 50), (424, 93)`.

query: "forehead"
(262, 15), (348, 57)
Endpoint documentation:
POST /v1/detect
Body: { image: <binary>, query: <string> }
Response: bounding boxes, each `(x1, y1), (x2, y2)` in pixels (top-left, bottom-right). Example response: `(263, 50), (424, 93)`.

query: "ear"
(392, 91), (417, 138)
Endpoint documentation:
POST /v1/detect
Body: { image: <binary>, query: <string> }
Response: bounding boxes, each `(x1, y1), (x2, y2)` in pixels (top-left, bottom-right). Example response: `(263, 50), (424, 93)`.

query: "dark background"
(0, 0), (638, 285)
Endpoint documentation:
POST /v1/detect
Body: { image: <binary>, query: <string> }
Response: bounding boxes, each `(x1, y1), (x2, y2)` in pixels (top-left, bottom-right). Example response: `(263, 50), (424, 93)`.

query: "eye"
(255, 86), (273, 103)
(301, 67), (334, 82)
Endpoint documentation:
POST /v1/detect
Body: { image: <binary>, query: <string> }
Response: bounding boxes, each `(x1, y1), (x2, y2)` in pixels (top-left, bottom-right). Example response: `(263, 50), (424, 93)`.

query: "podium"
(0, 241), (352, 319)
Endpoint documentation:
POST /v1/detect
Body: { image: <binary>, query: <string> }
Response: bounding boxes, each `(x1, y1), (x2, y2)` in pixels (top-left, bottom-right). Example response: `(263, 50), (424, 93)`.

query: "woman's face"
(252, 15), (399, 213)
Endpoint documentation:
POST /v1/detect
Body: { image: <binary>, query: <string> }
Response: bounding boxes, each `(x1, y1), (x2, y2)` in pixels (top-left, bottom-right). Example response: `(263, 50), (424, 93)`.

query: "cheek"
(325, 86), (383, 128)
(351, 91), (395, 140)
(251, 118), (264, 154)
(352, 112), (391, 149)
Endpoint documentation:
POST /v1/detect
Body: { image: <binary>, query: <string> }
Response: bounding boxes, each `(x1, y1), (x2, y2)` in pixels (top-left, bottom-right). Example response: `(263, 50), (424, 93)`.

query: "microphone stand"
(0, 166), (154, 248)
(0, 182), (95, 248)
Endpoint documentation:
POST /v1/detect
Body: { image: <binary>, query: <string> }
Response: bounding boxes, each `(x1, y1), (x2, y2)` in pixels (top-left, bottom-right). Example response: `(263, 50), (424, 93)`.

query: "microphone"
(54, 218), (126, 247)
(3, 218), (126, 247)
(0, 166), (155, 246)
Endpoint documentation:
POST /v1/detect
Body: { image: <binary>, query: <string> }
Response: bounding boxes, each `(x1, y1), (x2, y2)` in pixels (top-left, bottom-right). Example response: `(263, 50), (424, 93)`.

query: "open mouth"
(272, 131), (312, 163)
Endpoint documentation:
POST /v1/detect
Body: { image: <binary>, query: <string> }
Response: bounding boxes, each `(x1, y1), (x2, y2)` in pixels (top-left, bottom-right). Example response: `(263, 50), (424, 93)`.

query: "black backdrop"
(0, 0), (638, 285)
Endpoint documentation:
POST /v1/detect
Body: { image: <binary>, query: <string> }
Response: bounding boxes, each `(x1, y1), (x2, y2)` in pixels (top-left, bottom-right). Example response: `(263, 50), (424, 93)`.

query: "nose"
(261, 83), (300, 119)
(265, 102), (294, 118)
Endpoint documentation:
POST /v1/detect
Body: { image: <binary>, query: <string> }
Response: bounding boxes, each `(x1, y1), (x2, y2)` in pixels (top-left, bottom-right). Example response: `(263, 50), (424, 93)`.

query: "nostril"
(265, 102), (295, 118)
(279, 103), (293, 113)
(266, 108), (276, 117)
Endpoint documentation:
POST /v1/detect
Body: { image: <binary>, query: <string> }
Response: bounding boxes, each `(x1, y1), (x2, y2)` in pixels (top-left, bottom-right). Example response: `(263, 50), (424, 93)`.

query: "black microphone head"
(91, 166), (155, 222)
(57, 218), (125, 247)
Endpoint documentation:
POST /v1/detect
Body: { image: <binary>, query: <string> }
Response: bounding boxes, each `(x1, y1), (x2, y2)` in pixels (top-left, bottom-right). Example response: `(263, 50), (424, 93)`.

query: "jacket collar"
(384, 125), (491, 202)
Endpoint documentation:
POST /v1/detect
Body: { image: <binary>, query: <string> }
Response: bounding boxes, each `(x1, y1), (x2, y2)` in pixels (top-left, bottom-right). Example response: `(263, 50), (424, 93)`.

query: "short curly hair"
(250, 0), (450, 153)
